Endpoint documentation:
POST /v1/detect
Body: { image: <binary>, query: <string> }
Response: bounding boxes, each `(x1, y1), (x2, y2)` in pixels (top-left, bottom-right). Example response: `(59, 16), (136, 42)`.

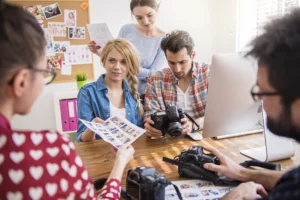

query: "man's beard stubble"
(267, 105), (300, 142)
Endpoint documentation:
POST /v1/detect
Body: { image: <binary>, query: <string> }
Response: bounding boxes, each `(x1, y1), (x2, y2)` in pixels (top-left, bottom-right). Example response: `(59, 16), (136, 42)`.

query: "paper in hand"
(86, 23), (113, 49)
(80, 115), (145, 149)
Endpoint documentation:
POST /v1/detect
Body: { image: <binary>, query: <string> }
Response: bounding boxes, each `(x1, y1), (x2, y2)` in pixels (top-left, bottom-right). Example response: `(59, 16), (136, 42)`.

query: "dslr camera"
(151, 104), (185, 137)
(125, 166), (171, 200)
(163, 146), (220, 183)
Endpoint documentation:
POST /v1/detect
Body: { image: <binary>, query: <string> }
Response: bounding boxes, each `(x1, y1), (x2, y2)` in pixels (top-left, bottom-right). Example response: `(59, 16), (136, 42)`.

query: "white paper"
(165, 180), (234, 200)
(86, 23), (113, 48)
(48, 22), (66, 37)
(80, 115), (146, 149)
(44, 28), (55, 56)
(61, 61), (72, 75)
(64, 45), (92, 65)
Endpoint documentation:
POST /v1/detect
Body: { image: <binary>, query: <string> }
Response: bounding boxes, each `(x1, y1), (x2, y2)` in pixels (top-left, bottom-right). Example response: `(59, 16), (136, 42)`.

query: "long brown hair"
(100, 38), (144, 117)
(0, 1), (46, 88)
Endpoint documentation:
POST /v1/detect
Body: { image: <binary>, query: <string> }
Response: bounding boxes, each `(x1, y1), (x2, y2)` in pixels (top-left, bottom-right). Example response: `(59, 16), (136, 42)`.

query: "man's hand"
(181, 117), (192, 135)
(202, 146), (246, 181)
(144, 118), (162, 137)
(223, 182), (268, 200)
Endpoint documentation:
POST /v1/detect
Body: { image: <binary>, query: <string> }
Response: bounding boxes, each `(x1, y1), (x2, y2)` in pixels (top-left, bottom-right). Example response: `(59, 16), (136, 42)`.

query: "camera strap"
(171, 183), (183, 200)
(183, 111), (200, 131)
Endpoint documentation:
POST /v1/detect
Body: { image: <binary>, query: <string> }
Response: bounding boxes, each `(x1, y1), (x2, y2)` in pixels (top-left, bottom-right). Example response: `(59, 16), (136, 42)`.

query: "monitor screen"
(203, 53), (264, 138)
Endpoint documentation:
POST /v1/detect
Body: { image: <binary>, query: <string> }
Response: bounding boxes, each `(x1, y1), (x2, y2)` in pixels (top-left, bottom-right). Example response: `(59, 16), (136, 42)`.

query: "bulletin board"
(8, 0), (94, 83)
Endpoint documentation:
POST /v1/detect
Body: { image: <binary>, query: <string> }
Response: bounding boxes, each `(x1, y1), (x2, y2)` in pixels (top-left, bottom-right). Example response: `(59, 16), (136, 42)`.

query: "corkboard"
(8, 0), (94, 83)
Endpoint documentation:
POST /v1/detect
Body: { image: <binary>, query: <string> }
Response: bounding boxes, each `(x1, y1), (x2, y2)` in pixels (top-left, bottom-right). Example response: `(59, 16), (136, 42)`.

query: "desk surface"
(75, 133), (300, 187)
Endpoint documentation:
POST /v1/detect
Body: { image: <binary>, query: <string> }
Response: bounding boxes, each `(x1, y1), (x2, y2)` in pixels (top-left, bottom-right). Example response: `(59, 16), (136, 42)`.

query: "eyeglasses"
(250, 84), (281, 101)
(8, 67), (56, 85)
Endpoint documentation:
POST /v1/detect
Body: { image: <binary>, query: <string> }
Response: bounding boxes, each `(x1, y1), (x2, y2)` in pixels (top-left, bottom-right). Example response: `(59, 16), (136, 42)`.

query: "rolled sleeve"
(76, 88), (95, 142)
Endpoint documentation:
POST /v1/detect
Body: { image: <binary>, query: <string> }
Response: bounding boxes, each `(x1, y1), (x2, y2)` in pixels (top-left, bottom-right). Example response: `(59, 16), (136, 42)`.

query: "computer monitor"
(203, 53), (263, 139)
(202, 53), (294, 162)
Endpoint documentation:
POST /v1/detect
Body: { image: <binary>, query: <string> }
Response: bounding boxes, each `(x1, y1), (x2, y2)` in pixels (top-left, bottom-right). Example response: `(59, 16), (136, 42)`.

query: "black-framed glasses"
(8, 67), (56, 86)
(250, 84), (281, 101)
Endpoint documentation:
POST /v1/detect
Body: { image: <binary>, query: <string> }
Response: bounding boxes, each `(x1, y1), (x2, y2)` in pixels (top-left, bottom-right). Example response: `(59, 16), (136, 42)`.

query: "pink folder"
(68, 99), (78, 131)
(59, 100), (70, 132)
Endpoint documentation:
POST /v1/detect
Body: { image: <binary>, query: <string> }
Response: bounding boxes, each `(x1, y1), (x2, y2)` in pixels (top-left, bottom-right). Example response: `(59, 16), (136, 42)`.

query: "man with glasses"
(202, 9), (300, 200)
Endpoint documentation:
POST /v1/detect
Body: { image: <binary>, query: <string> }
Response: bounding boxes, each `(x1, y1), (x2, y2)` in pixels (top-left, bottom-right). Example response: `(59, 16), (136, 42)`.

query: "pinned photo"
(68, 27), (85, 39)
(53, 41), (70, 53)
(23, 5), (44, 20)
(64, 9), (76, 27)
(42, 3), (62, 20)
(47, 56), (62, 70)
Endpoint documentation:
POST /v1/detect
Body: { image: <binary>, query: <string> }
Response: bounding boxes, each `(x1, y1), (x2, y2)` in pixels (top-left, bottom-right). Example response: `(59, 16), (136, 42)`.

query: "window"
(256, 0), (299, 34)
(237, 0), (299, 51)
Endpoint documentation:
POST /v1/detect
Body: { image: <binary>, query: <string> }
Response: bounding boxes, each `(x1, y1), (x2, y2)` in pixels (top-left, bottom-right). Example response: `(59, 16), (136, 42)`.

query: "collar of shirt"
(96, 74), (130, 92)
(170, 62), (199, 85)
(0, 113), (11, 132)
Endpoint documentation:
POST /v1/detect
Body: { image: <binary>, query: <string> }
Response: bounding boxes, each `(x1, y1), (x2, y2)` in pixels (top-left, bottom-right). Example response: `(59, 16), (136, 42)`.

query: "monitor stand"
(240, 110), (295, 162)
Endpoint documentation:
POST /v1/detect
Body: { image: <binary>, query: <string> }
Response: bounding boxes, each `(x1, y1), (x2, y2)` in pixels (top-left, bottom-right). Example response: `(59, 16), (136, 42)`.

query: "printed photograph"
(64, 9), (77, 27)
(218, 188), (231, 194)
(196, 181), (213, 188)
(53, 41), (70, 53)
(183, 192), (199, 198)
(42, 3), (62, 20)
(23, 5), (44, 20)
(47, 56), (62, 70)
(180, 184), (194, 189)
(68, 27), (85, 39)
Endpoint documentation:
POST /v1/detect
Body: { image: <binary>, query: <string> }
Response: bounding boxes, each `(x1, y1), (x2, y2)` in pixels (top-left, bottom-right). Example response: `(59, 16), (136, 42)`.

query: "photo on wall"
(42, 3), (62, 20)
(23, 5), (45, 20)
(68, 27), (85, 39)
(64, 9), (77, 27)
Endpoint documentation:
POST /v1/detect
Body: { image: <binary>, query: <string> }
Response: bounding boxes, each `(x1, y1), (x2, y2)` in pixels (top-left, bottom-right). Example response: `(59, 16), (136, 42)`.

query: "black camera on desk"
(163, 146), (220, 183)
(125, 166), (170, 200)
(151, 104), (185, 137)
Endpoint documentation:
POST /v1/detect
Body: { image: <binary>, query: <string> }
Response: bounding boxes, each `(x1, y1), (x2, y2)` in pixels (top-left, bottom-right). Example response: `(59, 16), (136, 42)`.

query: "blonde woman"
(77, 38), (144, 142)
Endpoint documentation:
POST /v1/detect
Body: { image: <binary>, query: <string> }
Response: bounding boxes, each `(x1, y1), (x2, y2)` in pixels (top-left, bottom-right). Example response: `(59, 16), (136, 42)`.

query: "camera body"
(151, 104), (185, 137)
(126, 166), (170, 200)
(170, 146), (220, 181)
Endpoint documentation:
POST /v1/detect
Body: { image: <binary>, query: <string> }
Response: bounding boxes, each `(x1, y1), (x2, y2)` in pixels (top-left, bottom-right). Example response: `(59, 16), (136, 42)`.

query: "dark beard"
(267, 105), (300, 142)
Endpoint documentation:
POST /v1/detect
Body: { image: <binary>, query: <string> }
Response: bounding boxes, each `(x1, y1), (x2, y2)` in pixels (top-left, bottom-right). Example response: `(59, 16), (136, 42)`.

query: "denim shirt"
(76, 74), (143, 142)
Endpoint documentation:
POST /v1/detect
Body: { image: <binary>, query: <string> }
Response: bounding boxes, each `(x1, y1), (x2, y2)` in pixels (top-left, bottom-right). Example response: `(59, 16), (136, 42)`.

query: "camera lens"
(167, 122), (182, 137)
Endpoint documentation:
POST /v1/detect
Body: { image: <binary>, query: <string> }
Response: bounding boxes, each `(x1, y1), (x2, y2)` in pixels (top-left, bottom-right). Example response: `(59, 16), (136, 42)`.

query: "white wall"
(11, 0), (238, 130)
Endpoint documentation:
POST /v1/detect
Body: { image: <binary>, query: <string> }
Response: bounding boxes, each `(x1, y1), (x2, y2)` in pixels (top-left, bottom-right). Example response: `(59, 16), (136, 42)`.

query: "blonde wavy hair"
(100, 38), (144, 117)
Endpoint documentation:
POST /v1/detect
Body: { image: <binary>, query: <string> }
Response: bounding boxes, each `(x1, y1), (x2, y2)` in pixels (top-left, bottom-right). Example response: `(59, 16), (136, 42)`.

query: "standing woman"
(89, 0), (167, 97)
(0, 1), (134, 199)
(77, 38), (144, 142)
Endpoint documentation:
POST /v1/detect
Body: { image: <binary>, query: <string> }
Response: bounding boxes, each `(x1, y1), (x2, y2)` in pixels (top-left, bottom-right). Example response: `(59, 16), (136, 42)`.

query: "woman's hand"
(87, 41), (101, 55)
(114, 145), (135, 166)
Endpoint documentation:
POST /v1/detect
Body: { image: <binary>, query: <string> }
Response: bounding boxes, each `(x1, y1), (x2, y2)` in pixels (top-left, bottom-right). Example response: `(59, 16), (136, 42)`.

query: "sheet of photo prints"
(165, 180), (234, 200)
(79, 116), (146, 148)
